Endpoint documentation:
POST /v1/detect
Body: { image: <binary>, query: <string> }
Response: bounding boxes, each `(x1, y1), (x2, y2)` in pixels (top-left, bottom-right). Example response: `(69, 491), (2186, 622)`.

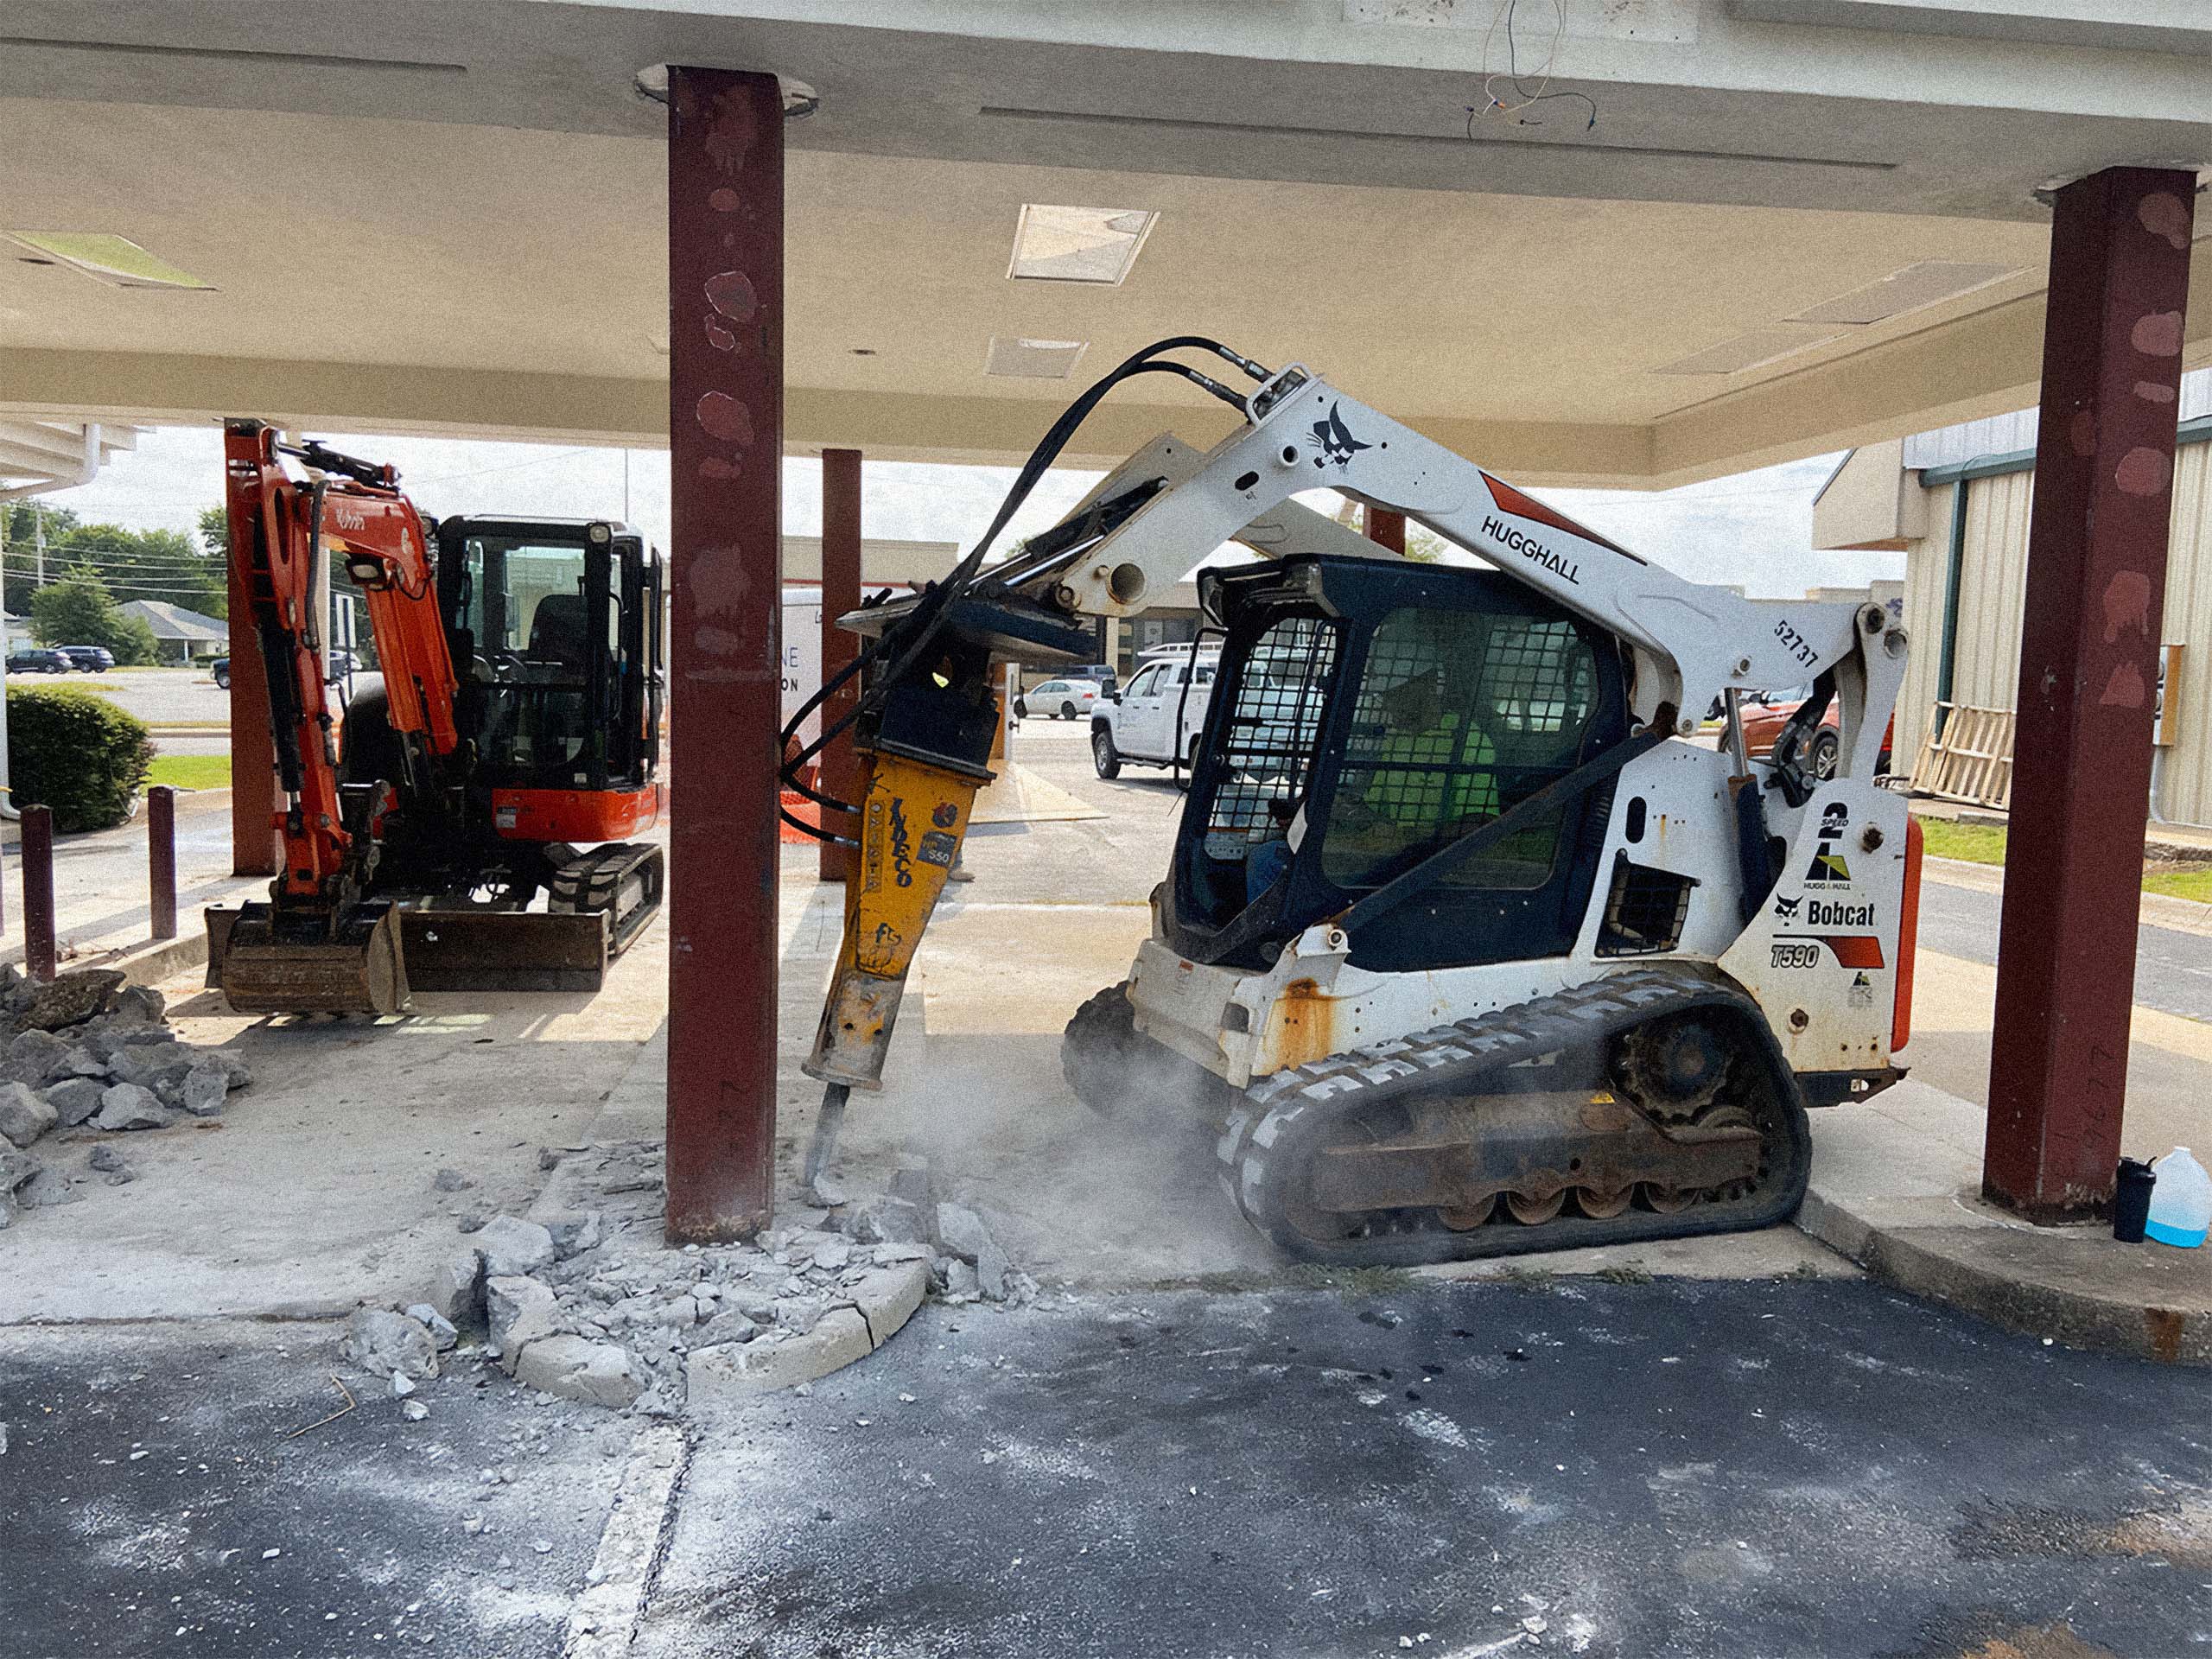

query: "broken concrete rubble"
(178, 1065), (231, 1117)
(476, 1215), (556, 1279)
(0, 1082), (57, 1148)
(17, 968), (124, 1031)
(378, 1141), (1015, 1416)
(403, 1302), (461, 1351)
(934, 1202), (1015, 1301)
(429, 1248), (487, 1330)
(512, 1335), (644, 1408)
(44, 1077), (106, 1128)
(545, 1209), (602, 1259)
(93, 1084), (171, 1132)
(338, 1308), (440, 1382)
(487, 1275), (561, 1372)
(18, 1166), (81, 1207)
(0, 968), (254, 1228)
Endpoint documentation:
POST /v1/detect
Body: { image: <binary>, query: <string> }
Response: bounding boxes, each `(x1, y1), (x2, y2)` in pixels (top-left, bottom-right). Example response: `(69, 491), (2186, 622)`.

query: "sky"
(31, 423), (1902, 600)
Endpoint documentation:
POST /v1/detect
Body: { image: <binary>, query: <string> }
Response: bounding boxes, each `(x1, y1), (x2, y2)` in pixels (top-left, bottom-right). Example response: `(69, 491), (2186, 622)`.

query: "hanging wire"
(1469, 0), (1599, 132)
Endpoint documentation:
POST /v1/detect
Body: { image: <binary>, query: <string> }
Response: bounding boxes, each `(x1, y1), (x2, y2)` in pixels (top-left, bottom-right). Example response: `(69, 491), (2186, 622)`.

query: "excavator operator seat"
(526, 592), (590, 668)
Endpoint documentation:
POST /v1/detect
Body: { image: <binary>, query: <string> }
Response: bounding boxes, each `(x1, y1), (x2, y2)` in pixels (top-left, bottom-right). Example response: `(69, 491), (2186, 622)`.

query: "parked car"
(6, 648), (70, 675)
(1064, 662), (1119, 697)
(210, 650), (353, 691)
(1091, 650), (1220, 779)
(55, 645), (114, 673)
(1014, 677), (1102, 721)
(1738, 688), (1894, 777)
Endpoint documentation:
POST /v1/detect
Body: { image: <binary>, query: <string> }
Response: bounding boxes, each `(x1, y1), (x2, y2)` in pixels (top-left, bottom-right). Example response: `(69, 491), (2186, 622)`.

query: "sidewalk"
(0, 787), (259, 980)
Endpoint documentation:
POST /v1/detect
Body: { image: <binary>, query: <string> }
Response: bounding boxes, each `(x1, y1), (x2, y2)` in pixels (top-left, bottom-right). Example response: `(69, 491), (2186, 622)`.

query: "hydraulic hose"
(775, 336), (1273, 829)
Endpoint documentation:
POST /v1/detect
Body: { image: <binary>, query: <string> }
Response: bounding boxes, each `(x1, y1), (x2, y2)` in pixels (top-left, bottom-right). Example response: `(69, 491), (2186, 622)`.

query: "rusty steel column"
(21, 804), (54, 982)
(663, 67), (785, 1243)
(226, 531), (277, 876)
(148, 785), (177, 941)
(1984, 166), (2196, 1222)
(818, 448), (861, 884)
(1366, 506), (1407, 554)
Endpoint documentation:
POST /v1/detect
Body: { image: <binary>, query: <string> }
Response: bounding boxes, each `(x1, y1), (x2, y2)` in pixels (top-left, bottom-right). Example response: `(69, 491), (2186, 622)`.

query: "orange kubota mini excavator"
(207, 419), (666, 1014)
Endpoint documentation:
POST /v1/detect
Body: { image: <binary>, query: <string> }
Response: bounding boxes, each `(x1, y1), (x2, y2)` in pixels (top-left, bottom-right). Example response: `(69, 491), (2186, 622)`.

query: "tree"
(29, 569), (162, 664)
(54, 523), (226, 618)
(198, 505), (228, 557)
(3, 512), (226, 622)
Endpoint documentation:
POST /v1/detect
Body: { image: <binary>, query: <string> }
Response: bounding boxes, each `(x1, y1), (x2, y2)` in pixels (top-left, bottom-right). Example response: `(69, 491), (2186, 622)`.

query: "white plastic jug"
(2145, 1147), (2211, 1249)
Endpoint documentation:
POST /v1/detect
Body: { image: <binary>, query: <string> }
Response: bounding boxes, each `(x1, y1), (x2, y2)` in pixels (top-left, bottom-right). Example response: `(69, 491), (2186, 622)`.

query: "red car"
(1738, 690), (1893, 778)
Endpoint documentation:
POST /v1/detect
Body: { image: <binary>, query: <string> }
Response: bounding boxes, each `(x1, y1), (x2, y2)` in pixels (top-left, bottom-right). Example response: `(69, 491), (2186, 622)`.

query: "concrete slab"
(969, 760), (1106, 826)
(0, 908), (670, 1325)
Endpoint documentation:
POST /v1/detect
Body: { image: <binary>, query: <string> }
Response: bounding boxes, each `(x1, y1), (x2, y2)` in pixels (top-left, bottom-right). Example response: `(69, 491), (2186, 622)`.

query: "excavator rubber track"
(1063, 964), (1809, 1268)
(547, 842), (666, 956)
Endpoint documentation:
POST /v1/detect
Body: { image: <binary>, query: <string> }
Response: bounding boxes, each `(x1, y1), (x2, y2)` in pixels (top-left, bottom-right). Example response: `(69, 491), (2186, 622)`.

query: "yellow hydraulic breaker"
(804, 747), (982, 1090)
(788, 575), (1096, 1198)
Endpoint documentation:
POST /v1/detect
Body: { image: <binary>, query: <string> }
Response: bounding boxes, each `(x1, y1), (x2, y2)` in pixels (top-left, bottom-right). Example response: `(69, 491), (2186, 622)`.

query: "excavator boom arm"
(220, 419), (463, 902)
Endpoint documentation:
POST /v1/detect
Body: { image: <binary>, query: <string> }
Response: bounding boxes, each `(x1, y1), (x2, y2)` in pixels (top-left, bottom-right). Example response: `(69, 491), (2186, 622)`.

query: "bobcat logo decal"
(1312, 402), (1373, 468)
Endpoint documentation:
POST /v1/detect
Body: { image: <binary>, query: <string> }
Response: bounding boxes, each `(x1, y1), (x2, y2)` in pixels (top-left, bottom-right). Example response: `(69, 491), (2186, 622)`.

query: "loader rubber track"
(1211, 965), (1810, 1267)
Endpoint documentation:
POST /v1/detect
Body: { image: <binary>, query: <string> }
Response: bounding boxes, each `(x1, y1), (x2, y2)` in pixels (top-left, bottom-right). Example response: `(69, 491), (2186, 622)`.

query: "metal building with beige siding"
(1817, 377), (2212, 825)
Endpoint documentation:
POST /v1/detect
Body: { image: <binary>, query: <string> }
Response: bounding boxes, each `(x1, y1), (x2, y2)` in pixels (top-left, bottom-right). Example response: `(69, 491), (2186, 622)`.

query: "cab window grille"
(1596, 852), (1696, 957)
(1322, 608), (1597, 893)
(1202, 613), (1340, 847)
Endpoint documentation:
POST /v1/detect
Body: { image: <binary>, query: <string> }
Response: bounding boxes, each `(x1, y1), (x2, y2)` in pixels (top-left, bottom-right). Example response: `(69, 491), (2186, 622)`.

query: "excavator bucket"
(207, 900), (411, 1016)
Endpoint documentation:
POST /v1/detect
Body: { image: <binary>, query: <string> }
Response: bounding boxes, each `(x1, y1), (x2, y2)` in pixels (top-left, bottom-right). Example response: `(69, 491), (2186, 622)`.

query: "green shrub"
(9, 686), (155, 832)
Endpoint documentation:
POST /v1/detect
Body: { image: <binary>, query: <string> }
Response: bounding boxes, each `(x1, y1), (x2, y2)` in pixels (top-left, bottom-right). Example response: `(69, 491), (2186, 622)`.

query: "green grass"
(2145, 868), (2212, 903)
(146, 753), (231, 791)
(1915, 817), (2010, 866)
(1916, 811), (2212, 905)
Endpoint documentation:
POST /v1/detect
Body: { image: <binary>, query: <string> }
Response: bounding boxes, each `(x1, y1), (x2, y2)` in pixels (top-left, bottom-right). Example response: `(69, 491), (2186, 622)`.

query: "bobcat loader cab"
(785, 340), (1918, 1265)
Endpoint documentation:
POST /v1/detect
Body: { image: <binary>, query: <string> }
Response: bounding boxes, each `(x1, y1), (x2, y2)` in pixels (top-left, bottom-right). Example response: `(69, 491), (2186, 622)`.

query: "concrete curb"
(685, 1258), (931, 1410)
(111, 930), (210, 989)
(1797, 1189), (2212, 1364)
(1802, 1084), (2212, 1365)
(8, 928), (212, 988)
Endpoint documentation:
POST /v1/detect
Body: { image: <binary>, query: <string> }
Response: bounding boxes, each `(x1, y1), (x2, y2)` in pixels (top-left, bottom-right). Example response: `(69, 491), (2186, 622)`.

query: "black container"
(2114, 1157), (2158, 1243)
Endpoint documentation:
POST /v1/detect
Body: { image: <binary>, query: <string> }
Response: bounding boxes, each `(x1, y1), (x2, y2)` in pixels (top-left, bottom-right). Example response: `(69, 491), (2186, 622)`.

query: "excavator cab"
(435, 517), (664, 830)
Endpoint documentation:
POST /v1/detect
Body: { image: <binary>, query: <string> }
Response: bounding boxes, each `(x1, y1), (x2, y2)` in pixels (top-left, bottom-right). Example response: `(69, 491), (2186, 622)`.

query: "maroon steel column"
(1367, 507), (1407, 554)
(226, 534), (277, 875)
(148, 785), (177, 941)
(1984, 167), (2196, 1221)
(664, 67), (784, 1243)
(21, 804), (54, 982)
(818, 448), (862, 884)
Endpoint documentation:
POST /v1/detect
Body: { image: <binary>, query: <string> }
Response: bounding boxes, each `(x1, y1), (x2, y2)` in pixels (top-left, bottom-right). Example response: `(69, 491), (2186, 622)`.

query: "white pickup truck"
(1090, 650), (1218, 779)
